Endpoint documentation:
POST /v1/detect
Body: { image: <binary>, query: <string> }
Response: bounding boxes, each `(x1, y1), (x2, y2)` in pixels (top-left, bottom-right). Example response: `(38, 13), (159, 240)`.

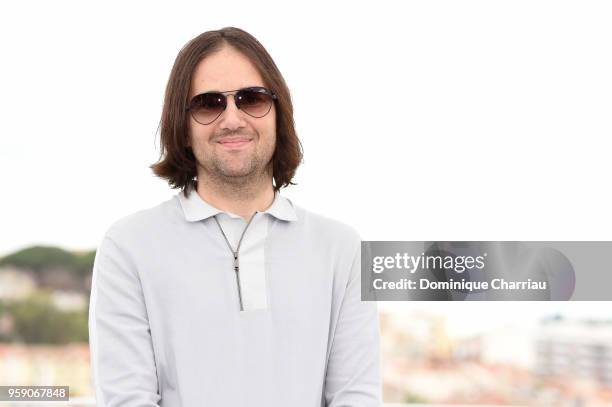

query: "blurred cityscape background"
(0, 245), (611, 406)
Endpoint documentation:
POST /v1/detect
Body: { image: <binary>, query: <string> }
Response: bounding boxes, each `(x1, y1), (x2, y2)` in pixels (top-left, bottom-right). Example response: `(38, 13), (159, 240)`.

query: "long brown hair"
(150, 27), (303, 194)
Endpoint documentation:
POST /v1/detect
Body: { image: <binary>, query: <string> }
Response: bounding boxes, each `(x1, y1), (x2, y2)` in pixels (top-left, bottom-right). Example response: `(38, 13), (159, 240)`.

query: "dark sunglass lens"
(236, 90), (273, 117)
(190, 93), (225, 124)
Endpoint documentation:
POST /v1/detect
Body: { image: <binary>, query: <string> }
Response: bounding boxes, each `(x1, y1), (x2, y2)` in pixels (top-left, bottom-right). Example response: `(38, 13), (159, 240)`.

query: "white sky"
(0, 0), (611, 333)
(1, 1), (611, 256)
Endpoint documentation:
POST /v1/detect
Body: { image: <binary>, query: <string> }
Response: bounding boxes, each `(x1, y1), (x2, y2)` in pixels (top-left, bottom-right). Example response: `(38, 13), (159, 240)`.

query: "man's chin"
(203, 158), (270, 180)
(217, 165), (259, 179)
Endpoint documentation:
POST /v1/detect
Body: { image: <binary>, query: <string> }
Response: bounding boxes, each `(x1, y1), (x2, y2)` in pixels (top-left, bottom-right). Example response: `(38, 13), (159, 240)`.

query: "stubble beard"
(212, 152), (261, 182)
(198, 148), (274, 193)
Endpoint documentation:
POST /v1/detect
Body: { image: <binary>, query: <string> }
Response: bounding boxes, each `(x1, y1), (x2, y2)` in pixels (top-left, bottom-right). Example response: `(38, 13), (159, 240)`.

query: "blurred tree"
(73, 250), (97, 277)
(0, 245), (95, 276)
(5, 291), (89, 344)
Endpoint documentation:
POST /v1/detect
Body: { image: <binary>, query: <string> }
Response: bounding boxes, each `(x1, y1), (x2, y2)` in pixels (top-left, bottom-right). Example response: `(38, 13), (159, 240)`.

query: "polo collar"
(178, 188), (298, 222)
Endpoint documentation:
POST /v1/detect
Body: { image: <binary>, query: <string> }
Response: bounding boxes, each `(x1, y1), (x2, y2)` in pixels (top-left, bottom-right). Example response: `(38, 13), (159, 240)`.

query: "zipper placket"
(213, 212), (258, 311)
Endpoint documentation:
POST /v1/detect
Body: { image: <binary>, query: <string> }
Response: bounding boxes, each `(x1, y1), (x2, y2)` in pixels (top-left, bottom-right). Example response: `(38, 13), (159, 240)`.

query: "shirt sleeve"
(323, 244), (382, 407)
(88, 234), (161, 407)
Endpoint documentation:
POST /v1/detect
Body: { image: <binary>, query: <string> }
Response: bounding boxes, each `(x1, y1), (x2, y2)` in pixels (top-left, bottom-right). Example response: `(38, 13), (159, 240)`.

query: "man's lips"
(217, 137), (252, 149)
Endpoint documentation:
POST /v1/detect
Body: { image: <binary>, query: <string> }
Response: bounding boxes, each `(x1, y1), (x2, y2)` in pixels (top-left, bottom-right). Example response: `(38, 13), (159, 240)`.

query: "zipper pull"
(233, 253), (244, 311)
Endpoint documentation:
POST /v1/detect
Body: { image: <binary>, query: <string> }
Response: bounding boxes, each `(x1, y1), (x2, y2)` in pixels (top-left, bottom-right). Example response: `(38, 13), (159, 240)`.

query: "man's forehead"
(190, 49), (265, 95)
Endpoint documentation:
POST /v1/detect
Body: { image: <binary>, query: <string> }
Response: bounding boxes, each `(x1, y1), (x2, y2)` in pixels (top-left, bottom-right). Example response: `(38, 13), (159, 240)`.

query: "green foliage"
(402, 392), (429, 404)
(0, 245), (93, 343)
(3, 292), (89, 344)
(73, 250), (97, 276)
(0, 245), (95, 276)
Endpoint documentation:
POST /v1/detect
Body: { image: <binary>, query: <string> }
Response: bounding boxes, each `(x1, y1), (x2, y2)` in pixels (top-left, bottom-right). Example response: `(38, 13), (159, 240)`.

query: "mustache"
(214, 130), (254, 141)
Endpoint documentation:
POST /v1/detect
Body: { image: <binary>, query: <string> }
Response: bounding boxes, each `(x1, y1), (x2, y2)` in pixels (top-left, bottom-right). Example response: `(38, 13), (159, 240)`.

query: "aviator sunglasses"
(186, 86), (278, 125)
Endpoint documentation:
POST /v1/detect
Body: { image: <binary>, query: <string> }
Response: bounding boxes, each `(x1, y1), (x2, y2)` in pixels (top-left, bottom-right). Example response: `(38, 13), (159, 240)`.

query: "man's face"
(187, 46), (276, 183)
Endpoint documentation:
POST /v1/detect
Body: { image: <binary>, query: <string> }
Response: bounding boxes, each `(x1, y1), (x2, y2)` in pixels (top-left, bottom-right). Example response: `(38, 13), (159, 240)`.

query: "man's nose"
(217, 94), (246, 129)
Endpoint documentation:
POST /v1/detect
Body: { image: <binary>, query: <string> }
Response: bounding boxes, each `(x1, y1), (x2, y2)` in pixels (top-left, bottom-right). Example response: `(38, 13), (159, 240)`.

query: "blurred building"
(536, 316), (612, 387)
(453, 324), (535, 369)
(0, 267), (37, 301)
(0, 343), (92, 396)
(51, 290), (87, 311)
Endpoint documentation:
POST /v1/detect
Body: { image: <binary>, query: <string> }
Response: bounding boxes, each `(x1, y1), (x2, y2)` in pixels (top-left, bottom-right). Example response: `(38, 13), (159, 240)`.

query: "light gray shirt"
(88, 189), (381, 407)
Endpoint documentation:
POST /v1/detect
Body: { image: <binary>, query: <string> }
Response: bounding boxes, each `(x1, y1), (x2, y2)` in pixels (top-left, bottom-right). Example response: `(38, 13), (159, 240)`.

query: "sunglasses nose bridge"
(216, 92), (246, 124)
(226, 93), (241, 110)
(214, 90), (239, 111)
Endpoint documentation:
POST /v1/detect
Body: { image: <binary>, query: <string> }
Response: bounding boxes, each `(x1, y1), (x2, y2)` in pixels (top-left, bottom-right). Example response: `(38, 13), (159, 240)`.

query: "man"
(88, 27), (381, 407)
